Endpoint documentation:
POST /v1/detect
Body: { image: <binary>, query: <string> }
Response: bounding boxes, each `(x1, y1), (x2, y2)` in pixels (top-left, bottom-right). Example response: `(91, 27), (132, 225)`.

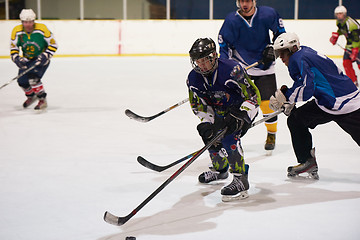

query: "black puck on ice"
(125, 237), (136, 240)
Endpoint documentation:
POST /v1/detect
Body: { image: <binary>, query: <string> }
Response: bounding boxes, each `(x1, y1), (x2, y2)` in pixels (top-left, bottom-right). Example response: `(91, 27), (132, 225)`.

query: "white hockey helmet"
(334, 5), (347, 15)
(236, 0), (256, 9)
(19, 9), (36, 21)
(273, 33), (300, 57)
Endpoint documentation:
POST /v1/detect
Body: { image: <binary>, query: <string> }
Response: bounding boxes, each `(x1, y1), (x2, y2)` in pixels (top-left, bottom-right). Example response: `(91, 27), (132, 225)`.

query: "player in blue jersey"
(270, 32), (360, 180)
(187, 38), (261, 202)
(218, 0), (285, 152)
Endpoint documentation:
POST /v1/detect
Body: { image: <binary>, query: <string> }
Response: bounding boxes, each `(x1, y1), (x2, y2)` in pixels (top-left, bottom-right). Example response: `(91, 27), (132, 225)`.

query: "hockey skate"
(198, 170), (229, 184)
(287, 148), (319, 180)
(34, 98), (47, 110)
(23, 95), (37, 108)
(265, 133), (276, 151)
(221, 173), (249, 202)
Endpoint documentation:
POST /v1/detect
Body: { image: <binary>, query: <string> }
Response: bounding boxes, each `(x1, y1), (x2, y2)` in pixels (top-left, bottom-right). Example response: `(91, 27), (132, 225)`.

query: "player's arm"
(218, 19), (235, 59)
(270, 10), (286, 42)
(222, 65), (260, 136)
(10, 25), (28, 69)
(35, 24), (58, 66)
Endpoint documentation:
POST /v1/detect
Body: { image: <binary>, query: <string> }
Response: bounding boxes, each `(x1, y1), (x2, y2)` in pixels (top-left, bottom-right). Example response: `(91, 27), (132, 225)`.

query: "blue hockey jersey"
(186, 58), (260, 123)
(218, 6), (285, 76)
(285, 46), (360, 115)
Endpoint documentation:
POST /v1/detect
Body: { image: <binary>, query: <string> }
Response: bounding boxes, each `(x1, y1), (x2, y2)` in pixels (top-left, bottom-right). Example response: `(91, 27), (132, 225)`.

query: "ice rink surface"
(0, 56), (360, 240)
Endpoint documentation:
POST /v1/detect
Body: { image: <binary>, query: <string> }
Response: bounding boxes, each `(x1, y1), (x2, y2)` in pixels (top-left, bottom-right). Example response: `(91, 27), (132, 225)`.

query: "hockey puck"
(125, 237), (136, 240)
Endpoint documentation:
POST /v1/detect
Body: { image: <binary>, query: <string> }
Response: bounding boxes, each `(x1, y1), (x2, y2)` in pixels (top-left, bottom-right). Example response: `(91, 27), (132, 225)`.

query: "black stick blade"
(137, 156), (165, 172)
(125, 109), (153, 123)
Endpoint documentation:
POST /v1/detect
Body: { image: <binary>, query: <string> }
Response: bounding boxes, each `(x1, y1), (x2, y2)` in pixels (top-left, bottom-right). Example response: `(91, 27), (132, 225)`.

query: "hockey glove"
(230, 65), (245, 81)
(224, 106), (251, 136)
(329, 32), (339, 45)
(13, 55), (28, 69)
(269, 86), (294, 116)
(350, 48), (359, 62)
(260, 44), (275, 70)
(197, 120), (224, 151)
(36, 52), (50, 66)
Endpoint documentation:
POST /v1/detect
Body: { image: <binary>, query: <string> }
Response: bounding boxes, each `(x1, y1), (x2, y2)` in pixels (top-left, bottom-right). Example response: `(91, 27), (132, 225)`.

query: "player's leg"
(253, 74), (278, 151)
(334, 108), (360, 146)
(343, 52), (357, 85)
(30, 63), (50, 110)
(219, 134), (249, 201)
(286, 100), (332, 179)
(198, 145), (229, 184)
(17, 70), (37, 108)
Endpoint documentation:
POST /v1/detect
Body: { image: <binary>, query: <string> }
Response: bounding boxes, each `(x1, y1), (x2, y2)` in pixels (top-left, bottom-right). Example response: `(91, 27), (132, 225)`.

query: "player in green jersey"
(330, 5), (360, 87)
(10, 9), (58, 110)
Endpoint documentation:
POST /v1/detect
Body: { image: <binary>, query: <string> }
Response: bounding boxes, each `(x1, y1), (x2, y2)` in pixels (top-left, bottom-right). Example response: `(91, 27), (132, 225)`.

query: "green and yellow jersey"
(336, 16), (360, 49)
(10, 22), (57, 60)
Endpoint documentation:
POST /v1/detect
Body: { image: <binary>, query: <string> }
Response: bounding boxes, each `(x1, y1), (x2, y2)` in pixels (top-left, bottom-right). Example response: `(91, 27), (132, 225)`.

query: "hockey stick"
(336, 43), (360, 62)
(137, 109), (284, 172)
(0, 63), (39, 90)
(104, 127), (228, 226)
(125, 62), (260, 123)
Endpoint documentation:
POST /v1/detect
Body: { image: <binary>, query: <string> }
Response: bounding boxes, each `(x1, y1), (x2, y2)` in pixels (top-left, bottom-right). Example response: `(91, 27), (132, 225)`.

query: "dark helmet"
(189, 38), (218, 76)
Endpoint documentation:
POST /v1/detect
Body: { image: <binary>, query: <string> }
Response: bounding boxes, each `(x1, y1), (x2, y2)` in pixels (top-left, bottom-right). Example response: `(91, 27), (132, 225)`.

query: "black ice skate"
(198, 170), (229, 184)
(221, 173), (249, 202)
(287, 148), (319, 180)
(23, 95), (37, 108)
(34, 98), (47, 110)
(265, 132), (276, 151)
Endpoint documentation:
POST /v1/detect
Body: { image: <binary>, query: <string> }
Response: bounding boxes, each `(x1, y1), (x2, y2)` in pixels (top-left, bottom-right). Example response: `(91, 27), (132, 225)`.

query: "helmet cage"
(190, 51), (218, 76)
(189, 38), (218, 76)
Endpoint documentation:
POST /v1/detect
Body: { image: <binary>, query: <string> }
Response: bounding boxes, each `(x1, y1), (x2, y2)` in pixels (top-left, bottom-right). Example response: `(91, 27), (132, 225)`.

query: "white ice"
(0, 57), (360, 240)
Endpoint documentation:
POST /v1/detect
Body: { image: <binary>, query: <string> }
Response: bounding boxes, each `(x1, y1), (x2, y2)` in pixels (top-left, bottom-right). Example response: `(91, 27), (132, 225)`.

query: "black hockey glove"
(197, 118), (225, 151)
(36, 52), (50, 67)
(260, 44), (275, 70)
(224, 107), (251, 137)
(14, 55), (28, 69)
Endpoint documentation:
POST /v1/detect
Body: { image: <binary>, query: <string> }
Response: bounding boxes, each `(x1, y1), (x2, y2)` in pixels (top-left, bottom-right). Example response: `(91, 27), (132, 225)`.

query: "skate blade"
(287, 172), (319, 180)
(265, 150), (273, 156)
(222, 190), (249, 202)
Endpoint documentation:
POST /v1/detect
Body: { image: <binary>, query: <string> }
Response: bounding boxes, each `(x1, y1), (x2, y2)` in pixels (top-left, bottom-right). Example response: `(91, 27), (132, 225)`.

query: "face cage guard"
(191, 52), (218, 76)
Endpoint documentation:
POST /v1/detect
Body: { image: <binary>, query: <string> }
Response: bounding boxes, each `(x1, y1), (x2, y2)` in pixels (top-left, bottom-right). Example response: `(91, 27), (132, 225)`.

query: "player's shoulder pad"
(34, 23), (52, 38)
(11, 24), (24, 40)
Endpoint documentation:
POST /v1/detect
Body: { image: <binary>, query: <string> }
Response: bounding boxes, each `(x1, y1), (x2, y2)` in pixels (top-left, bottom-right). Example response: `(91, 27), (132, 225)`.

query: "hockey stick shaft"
(137, 109), (284, 172)
(104, 127), (228, 226)
(125, 62), (260, 123)
(336, 43), (360, 62)
(0, 63), (38, 90)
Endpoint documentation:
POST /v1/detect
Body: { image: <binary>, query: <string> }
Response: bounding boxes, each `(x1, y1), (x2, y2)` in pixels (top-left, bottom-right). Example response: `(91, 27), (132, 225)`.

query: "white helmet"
(273, 33), (300, 57)
(236, 0), (256, 9)
(19, 9), (36, 21)
(334, 5), (347, 15)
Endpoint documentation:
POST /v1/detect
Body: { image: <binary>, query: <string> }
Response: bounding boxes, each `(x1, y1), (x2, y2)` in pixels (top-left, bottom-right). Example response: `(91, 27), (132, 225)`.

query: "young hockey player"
(10, 9), (58, 110)
(218, 0), (285, 152)
(329, 5), (360, 87)
(270, 32), (360, 180)
(187, 38), (260, 201)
